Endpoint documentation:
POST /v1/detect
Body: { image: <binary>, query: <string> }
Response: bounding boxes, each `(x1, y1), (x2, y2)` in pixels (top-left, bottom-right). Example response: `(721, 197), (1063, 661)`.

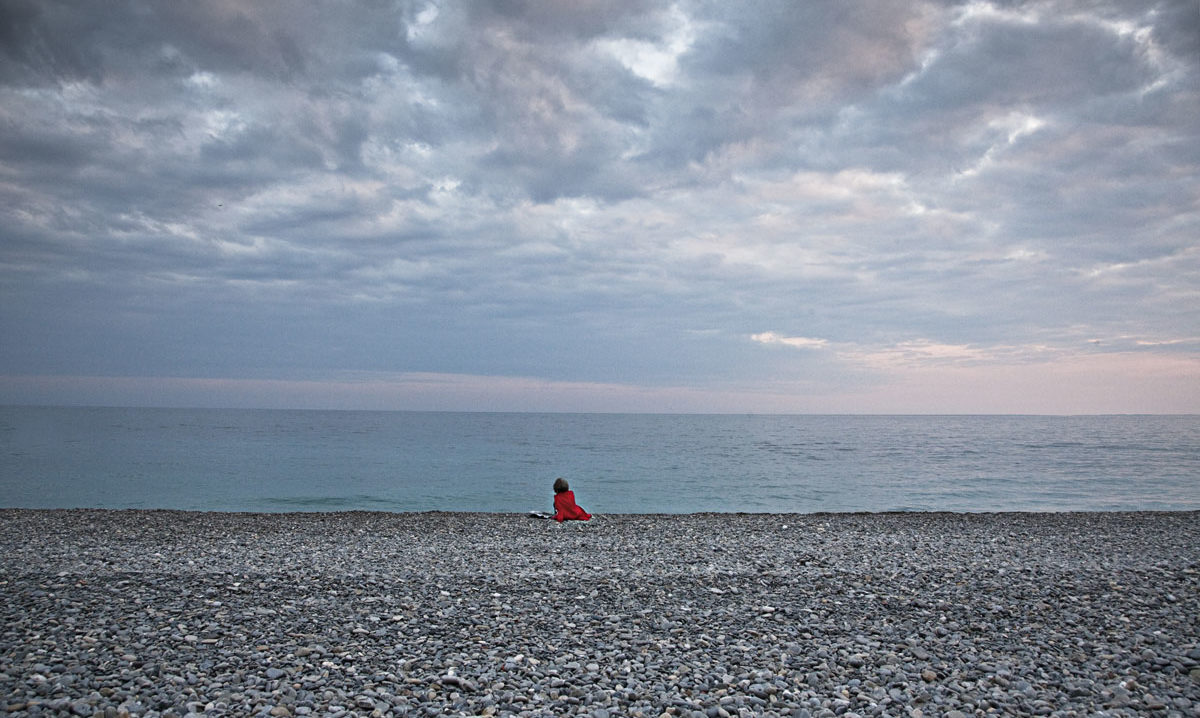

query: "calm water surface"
(1, 407), (1197, 513)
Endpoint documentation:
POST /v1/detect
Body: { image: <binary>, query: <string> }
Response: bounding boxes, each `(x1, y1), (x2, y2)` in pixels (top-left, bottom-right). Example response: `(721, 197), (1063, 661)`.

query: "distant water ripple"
(1, 408), (1197, 513)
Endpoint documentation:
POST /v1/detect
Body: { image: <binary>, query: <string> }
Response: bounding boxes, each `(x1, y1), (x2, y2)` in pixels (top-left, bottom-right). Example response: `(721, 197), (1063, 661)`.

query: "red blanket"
(552, 490), (591, 522)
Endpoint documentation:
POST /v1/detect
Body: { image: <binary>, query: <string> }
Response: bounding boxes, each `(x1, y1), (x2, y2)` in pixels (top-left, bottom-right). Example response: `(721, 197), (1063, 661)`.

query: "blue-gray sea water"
(1, 407), (1197, 513)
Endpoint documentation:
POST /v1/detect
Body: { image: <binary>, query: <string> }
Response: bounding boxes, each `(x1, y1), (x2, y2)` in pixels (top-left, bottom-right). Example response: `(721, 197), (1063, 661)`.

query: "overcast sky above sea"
(1, 0), (1197, 413)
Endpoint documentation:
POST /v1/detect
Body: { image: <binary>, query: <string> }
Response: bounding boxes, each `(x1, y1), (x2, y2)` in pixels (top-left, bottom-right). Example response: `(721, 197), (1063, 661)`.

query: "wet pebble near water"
(1, 509), (1198, 717)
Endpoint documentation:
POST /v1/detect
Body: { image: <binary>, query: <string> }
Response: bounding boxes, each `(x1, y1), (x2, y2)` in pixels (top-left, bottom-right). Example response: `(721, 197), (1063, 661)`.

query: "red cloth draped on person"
(552, 477), (591, 522)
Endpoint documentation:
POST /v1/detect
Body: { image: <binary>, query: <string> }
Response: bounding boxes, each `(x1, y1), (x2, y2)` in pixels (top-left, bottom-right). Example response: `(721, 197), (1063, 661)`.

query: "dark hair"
(553, 477), (569, 494)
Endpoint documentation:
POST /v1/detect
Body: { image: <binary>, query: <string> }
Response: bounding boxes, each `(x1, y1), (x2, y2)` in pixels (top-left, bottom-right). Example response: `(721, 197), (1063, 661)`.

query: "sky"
(0, 0), (1197, 414)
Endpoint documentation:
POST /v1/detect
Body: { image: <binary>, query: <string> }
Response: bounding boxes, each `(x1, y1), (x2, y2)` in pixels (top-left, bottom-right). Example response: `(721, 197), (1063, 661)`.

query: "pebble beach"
(1, 510), (1197, 718)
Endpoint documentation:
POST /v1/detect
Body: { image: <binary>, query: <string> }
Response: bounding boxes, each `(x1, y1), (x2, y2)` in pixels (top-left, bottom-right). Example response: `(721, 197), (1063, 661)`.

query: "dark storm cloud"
(0, 0), (100, 85)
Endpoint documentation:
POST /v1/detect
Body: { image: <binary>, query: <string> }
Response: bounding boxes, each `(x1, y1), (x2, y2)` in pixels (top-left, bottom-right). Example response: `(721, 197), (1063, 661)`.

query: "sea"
(1, 407), (1197, 514)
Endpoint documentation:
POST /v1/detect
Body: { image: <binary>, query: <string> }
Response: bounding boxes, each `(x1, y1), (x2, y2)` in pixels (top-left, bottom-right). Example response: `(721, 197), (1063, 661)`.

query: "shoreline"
(5, 506), (1199, 516)
(2, 510), (1197, 716)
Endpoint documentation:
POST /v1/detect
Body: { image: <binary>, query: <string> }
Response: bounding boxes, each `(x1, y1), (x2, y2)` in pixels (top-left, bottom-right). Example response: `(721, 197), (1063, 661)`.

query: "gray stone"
(2, 511), (1198, 718)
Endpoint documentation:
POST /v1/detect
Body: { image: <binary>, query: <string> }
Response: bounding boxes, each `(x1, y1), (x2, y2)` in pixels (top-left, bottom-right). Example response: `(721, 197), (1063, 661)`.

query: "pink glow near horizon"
(3, 349), (1197, 414)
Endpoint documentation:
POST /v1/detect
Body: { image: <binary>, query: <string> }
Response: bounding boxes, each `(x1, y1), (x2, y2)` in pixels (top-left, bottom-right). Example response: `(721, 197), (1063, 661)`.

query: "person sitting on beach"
(551, 477), (591, 522)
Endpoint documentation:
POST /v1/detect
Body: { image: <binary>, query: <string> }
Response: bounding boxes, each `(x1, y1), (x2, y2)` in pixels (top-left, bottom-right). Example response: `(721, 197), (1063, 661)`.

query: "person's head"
(553, 477), (569, 494)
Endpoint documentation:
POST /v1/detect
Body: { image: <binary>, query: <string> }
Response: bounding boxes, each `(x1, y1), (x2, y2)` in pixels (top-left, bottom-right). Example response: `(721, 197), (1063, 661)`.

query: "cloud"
(751, 332), (830, 351)
(0, 0), (1196, 412)
(751, 332), (1054, 369)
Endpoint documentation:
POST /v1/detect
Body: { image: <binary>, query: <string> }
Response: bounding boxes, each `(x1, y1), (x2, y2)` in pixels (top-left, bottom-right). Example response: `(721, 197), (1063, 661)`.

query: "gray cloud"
(0, 0), (1196, 411)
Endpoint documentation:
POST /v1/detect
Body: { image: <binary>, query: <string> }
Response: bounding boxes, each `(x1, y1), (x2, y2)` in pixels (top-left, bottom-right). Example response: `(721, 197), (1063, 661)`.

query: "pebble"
(0, 509), (1197, 717)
